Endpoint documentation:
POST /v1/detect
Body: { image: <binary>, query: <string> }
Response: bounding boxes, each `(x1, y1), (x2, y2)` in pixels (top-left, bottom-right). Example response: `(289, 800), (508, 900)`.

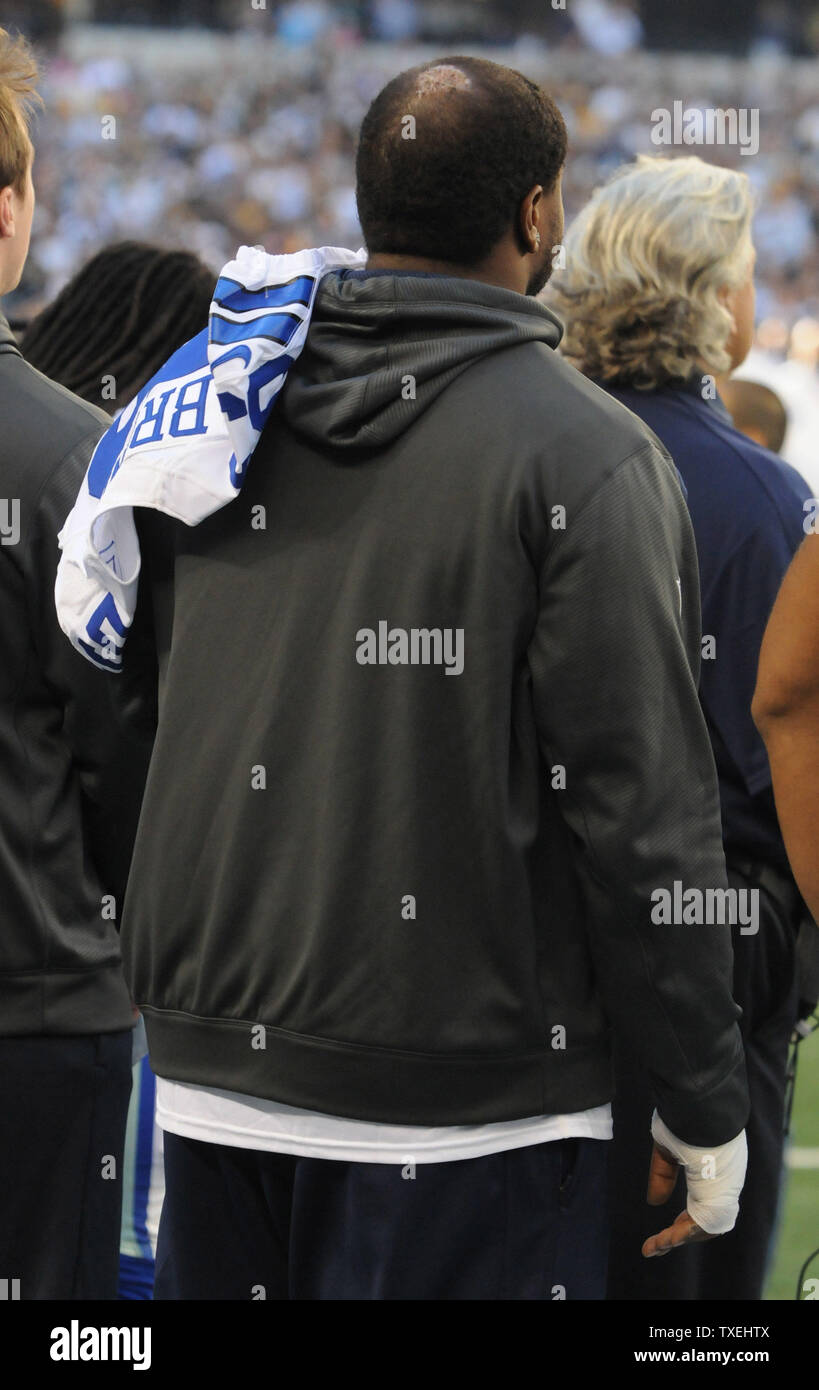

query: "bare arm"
(752, 532), (819, 920)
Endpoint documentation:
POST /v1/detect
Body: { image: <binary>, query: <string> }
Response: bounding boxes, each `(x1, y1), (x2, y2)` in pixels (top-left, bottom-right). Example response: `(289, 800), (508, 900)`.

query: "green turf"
(765, 1029), (819, 1300)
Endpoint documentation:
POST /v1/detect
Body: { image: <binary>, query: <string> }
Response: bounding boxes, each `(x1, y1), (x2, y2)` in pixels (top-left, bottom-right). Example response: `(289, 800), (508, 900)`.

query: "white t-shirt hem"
(155, 1077), (613, 1164)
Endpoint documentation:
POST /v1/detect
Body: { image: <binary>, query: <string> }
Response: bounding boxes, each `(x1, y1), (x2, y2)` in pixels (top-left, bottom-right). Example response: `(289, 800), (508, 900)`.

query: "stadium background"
(6, 0), (818, 1301)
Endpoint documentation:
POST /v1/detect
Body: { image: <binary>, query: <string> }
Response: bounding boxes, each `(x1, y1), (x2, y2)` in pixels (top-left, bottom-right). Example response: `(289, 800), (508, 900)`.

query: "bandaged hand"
(641, 1109), (748, 1258)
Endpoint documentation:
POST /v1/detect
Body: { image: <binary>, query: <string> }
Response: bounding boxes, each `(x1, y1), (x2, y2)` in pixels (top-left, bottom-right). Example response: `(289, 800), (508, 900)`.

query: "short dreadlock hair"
(21, 240), (216, 413)
(355, 55), (567, 267)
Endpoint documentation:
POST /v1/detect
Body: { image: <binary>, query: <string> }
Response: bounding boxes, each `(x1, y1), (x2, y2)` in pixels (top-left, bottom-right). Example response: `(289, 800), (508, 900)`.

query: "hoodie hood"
(279, 270), (564, 452)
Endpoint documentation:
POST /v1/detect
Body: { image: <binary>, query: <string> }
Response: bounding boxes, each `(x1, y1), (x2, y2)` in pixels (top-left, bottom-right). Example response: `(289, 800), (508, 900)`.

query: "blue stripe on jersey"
(133, 1056), (156, 1260)
(86, 427), (127, 500)
(118, 1252), (155, 1301)
(214, 273), (315, 312)
(209, 311), (303, 348)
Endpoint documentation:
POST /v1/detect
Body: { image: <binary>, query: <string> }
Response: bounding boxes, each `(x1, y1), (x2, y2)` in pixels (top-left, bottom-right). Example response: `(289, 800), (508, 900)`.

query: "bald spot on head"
(412, 64), (474, 98)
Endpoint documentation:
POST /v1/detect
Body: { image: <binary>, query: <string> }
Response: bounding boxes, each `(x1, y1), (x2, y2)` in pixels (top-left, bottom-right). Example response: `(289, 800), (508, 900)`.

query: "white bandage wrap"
(651, 1111), (748, 1235)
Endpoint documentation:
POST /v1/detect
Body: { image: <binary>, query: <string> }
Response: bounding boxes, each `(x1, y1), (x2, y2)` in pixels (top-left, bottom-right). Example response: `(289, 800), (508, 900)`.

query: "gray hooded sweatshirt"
(121, 269), (748, 1146)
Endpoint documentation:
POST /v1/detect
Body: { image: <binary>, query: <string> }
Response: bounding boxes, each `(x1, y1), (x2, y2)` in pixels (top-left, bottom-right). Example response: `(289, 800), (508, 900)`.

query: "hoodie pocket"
(558, 1137), (581, 1207)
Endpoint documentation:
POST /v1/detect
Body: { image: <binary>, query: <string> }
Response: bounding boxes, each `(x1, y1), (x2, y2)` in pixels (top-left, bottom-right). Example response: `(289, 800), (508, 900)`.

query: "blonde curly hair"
(546, 155), (754, 390)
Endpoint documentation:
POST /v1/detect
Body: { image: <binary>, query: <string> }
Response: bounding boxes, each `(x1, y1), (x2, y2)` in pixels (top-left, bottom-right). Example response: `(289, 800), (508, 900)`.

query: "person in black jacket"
(20, 238), (215, 1302)
(549, 152), (811, 1300)
(0, 29), (153, 1299)
(67, 57), (749, 1301)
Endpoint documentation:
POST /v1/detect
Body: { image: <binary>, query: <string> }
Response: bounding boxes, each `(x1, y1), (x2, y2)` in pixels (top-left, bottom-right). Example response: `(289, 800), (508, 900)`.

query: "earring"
(534, 232), (541, 249)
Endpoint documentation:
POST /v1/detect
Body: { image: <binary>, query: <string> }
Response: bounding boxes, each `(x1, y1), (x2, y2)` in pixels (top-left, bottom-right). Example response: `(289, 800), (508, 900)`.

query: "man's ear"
(515, 184), (543, 256)
(0, 185), (15, 240)
(513, 200), (530, 256)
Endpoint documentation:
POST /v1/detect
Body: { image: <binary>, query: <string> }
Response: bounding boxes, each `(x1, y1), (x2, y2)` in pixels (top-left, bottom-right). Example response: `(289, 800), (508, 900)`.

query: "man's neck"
(365, 252), (521, 294)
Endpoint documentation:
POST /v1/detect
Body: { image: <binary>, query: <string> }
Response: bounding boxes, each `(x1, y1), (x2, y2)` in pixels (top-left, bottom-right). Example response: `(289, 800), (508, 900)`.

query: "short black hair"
(355, 55), (567, 267)
(21, 241), (215, 413)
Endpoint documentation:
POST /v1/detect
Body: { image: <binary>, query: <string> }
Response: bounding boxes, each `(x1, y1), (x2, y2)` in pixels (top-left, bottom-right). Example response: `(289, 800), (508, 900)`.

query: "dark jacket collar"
(607, 367), (734, 427)
(0, 310), (22, 359)
(676, 367), (734, 425)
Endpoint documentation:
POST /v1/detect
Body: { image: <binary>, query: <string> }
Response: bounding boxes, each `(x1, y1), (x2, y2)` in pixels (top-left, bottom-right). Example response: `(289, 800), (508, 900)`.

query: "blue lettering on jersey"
(168, 375), (210, 438)
(130, 388), (175, 449)
(247, 356), (293, 431)
(78, 592), (127, 669)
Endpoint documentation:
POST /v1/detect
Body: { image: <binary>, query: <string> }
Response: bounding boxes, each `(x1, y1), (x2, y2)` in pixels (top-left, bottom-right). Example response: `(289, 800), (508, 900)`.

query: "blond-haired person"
(549, 154), (812, 1301)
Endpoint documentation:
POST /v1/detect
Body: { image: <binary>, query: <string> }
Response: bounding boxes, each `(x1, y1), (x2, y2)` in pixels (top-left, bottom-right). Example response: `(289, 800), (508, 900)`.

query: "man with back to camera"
(0, 29), (152, 1299)
(68, 57), (750, 1300)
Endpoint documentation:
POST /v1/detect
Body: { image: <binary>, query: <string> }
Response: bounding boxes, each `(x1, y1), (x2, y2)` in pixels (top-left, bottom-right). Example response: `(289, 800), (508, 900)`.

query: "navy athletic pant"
(0, 1030), (133, 1300)
(155, 1132), (609, 1300)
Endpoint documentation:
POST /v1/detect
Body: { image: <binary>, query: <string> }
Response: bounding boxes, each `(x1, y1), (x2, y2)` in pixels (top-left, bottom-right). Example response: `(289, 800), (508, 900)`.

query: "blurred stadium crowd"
(5, 0), (819, 480)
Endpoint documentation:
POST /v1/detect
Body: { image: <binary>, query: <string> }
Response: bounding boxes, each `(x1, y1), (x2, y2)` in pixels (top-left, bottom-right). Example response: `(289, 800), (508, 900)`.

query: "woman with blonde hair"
(549, 154), (812, 1301)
